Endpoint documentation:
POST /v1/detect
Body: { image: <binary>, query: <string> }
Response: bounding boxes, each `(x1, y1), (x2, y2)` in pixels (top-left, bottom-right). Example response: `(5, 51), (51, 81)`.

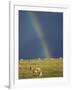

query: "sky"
(19, 10), (63, 59)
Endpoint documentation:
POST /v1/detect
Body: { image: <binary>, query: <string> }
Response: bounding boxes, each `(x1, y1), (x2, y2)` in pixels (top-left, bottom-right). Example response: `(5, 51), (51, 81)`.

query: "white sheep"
(29, 66), (42, 77)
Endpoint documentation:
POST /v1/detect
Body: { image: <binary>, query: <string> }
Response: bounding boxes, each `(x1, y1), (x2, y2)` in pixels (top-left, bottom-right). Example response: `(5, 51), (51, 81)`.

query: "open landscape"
(19, 11), (63, 79)
(19, 58), (63, 79)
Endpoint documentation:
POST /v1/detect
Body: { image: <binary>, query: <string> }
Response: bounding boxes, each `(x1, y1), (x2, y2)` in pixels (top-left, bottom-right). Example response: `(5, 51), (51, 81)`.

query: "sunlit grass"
(19, 58), (63, 79)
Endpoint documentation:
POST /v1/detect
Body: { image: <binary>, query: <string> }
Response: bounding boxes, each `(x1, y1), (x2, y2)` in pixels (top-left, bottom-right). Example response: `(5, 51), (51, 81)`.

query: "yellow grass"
(19, 58), (63, 79)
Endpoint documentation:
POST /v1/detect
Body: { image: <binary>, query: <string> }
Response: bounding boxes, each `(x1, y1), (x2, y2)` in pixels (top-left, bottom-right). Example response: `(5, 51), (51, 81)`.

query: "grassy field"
(19, 58), (63, 79)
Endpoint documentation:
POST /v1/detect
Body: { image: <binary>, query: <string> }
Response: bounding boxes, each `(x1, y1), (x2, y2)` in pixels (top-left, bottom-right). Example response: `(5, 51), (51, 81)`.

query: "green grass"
(19, 58), (63, 79)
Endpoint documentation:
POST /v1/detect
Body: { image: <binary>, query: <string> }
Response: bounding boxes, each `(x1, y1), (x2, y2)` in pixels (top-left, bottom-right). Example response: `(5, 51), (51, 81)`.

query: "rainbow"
(28, 12), (51, 58)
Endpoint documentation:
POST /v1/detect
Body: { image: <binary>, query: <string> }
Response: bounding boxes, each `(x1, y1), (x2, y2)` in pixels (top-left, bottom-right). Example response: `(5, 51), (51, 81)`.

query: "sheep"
(29, 66), (33, 71)
(29, 66), (42, 77)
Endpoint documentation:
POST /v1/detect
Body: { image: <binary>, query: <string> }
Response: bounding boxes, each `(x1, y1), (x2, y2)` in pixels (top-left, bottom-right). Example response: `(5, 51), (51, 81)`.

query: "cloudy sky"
(19, 10), (63, 59)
